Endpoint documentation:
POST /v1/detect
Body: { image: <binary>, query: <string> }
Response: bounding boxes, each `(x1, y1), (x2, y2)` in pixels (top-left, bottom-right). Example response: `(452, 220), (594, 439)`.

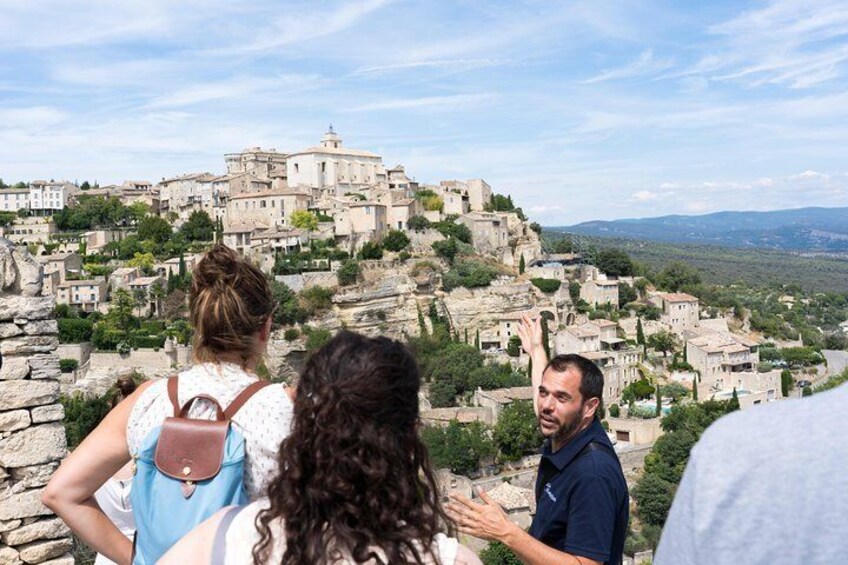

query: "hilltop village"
(1, 129), (840, 563)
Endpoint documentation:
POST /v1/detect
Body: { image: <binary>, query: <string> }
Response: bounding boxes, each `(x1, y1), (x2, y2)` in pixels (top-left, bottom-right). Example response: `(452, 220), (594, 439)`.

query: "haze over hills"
(555, 207), (848, 252)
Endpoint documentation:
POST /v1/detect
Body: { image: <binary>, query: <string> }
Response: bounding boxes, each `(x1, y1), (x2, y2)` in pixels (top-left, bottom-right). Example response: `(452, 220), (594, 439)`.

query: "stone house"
(56, 279), (107, 313)
(224, 146), (288, 181)
(226, 189), (311, 229)
(388, 198), (422, 231)
(472, 386), (534, 424)
(108, 267), (140, 293)
(652, 292), (700, 335)
(456, 212), (509, 253)
(579, 279), (619, 307)
(686, 332), (760, 387)
(35, 253), (82, 284)
(28, 180), (79, 215)
(0, 187), (30, 212)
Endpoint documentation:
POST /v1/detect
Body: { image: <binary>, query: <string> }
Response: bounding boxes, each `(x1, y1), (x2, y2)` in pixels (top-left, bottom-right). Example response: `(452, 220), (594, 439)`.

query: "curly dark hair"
(252, 331), (453, 564)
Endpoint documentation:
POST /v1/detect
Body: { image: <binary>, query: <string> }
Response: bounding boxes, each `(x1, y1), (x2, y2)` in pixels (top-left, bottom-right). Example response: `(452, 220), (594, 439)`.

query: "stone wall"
(0, 240), (74, 565)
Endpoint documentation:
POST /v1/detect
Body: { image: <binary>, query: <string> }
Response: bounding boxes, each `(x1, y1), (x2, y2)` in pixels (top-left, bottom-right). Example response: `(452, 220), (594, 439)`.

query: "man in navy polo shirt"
(448, 315), (629, 565)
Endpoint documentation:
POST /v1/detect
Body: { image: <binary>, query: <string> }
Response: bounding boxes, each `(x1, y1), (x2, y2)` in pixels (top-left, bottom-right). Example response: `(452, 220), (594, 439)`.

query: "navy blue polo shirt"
(530, 420), (629, 565)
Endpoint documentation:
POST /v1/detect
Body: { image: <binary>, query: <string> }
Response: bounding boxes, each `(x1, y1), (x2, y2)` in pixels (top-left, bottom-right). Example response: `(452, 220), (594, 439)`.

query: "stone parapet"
(0, 241), (74, 564)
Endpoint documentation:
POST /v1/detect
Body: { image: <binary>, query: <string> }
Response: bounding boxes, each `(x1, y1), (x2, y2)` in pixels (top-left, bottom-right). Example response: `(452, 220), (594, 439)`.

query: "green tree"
(137, 215), (172, 244)
(493, 401), (543, 461)
(420, 420), (495, 475)
(421, 195), (444, 212)
(507, 335), (521, 357)
(648, 330), (678, 358)
(179, 210), (215, 241)
(60, 392), (111, 449)
(781, 369), (793, 397)
(636, 318), (646, 348)
(530, 278), (561, 293)
(127, 252), (156, 274)
(518, 254), (525, 274)
(432, 238), (460, 263)
(58, 318), (94, 343)
(656, 389), (663, 417)
(357, 241), (384, 260)
(80, 181), (91, 191)
(596, 248), (634, 277)
(290, 210), (319, 232)
(382, 229), (410, 252)
(305, 328), (332, 354)
(692, 377), (698, 401)
(336, 260), (361, 286)
(729, 387), (740, 410)
(480, 542), (522, 565)
(568, 281), (581, 301)
(407, 215), (430, 231)
(655, 261), (702, 292)
(619, 283), (638, 308)
(609, 403), (620, 418)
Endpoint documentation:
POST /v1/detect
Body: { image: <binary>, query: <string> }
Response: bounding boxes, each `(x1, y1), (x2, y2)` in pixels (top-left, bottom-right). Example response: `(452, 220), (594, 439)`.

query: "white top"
(127, 362), (294, 498)
(93, 477), (135, 565)
(222, 500), (477, 565)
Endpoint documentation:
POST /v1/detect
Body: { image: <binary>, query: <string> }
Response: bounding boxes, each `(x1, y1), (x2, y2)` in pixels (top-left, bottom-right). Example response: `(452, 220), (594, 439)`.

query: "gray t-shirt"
(655, 383), (848, 565)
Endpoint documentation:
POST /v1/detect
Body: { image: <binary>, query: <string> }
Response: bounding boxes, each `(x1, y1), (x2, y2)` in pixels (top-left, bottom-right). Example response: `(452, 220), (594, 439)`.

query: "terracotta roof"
(658, 292), (699, 303)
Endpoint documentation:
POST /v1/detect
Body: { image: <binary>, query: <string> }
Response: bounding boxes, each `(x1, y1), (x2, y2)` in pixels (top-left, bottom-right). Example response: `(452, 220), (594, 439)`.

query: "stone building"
(286, 128), (386, 196)
(0, 240), (75, 565)
(652, 292), (700, 335)
(56, 279), (108, 313)
(686, 332), (760, 386)
(28, 181), (79, 216)
(0, 188), (30, 213)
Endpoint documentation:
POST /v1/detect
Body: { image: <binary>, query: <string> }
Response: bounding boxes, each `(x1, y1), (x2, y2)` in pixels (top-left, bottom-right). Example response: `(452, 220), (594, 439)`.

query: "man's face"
(537, 366), (589, 448)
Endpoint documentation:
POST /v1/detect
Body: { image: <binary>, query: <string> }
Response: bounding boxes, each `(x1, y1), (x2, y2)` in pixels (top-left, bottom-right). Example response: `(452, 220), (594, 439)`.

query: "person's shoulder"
(694, 385), (848, 466)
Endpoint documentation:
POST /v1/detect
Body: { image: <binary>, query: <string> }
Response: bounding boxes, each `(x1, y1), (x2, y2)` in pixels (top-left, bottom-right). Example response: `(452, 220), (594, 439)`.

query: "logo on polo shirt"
(544, 483), (557, 502)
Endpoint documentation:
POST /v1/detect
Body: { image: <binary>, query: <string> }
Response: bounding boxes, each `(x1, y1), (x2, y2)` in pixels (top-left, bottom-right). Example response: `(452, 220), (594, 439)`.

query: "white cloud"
(631, 190), (658, 201)
(344, 94), (496, 112)
(583, 49), (674, 83)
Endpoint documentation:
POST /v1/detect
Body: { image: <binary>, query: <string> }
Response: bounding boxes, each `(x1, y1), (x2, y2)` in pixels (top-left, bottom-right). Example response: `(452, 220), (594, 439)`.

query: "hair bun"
(193, 244), (242, 290)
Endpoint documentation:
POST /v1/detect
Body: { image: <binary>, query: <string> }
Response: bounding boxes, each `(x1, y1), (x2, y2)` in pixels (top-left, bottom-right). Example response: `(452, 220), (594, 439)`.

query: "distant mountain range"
(555, 207), (848, 252)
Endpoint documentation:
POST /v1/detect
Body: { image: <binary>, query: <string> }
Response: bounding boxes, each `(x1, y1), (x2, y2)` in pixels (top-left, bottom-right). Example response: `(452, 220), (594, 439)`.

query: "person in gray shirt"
(655, 383), (848, 564)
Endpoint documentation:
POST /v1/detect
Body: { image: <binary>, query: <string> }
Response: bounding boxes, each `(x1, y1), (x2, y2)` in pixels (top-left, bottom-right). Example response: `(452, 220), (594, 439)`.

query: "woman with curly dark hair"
(161, 330), (481, 564)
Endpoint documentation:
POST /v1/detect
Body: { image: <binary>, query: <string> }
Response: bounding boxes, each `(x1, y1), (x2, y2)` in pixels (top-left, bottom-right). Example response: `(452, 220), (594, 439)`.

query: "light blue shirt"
(655, 383), (848, 564)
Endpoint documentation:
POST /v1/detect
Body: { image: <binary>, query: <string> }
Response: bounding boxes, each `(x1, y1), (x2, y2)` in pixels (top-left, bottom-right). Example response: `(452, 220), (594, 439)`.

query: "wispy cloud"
(344, 94), (496, 112)
(583, 49), (674, 83)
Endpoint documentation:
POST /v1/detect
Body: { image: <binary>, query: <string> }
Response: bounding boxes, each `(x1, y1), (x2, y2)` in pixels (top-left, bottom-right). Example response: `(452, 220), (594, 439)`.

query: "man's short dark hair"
(546, 354), (604, 404)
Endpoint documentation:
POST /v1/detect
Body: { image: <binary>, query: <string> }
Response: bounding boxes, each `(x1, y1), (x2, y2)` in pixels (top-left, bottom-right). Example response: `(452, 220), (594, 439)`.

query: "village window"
(321, 162), (326, 173)
(365, 206), (371, 214)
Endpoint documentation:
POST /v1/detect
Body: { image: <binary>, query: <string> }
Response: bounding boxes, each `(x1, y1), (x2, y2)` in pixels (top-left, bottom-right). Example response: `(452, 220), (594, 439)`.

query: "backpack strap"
(167, 376), (181, 417)
(223, 380), (272, 420)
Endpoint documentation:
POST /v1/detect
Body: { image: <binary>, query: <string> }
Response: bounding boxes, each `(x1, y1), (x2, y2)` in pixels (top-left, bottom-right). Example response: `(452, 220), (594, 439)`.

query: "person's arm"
(42, 380), (155, 565)
(517, 314), (547, 416)
(158, 507), (227, 565)
(447, 491), (600, 565)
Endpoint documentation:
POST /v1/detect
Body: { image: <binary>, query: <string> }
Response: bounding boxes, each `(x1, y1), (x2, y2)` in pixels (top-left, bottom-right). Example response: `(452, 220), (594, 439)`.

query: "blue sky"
(2, 0), (847, 224)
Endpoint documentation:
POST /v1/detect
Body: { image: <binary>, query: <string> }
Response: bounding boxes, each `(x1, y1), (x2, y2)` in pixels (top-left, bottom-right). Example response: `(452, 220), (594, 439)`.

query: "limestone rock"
(1, 518), (70, 546)
(0, 336), (59, 356)
(11, 247), (43, 298)
(21, 321), (58, 336)
(17, 538), (72, 564)
(0, 424), (66, 468)
(0, 381), (58, 410)
(0, 358), (29, 381)
(0, 297), (54, 322)
(0, 545), (21, 565)
(0, 519), (22, 533)
(37, 555), (73, 565)
(27, 355), (60, 381)
(0, 324), (23, 339)
(0, 243), (16, 290)
(9, 463), (59, 490)
(0, 411), (30, 432)
(30, 405), (64, 424)
(0, 488), (50, 521)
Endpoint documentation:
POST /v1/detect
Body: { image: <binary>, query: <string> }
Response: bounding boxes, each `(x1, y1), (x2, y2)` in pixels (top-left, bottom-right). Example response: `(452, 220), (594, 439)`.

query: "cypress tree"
(636, 317), (645, 347)
(178, 253), (186, 279)
(519, 254), (525, 274)
(730, 387), (740, 411)
(541, 318), (551, 359)
(655, 387), (662, 417)
(692, 377), (698, 402)
(475, 328), (480, 350)
(417, 305), (427, 336)
(464, 328), (469, 344)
